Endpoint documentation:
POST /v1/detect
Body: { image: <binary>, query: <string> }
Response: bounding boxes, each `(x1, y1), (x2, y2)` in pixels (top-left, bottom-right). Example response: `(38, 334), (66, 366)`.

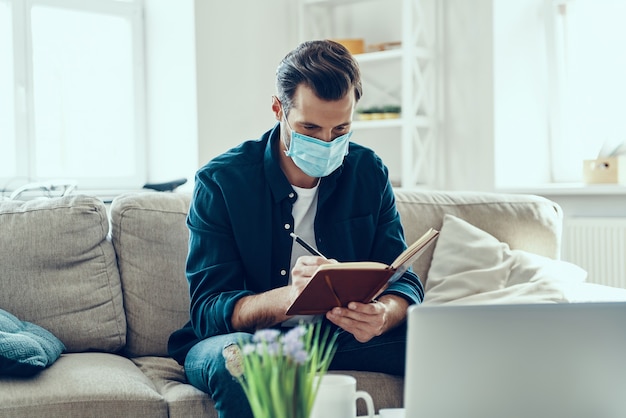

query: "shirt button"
(288, 192), (295, 198)
(280, 269), (287, 276)
(284, 223), (290, 230)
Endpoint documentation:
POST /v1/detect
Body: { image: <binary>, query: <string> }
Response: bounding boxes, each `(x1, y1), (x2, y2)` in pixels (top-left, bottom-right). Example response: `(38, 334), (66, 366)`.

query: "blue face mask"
(284, 129), (352, 178)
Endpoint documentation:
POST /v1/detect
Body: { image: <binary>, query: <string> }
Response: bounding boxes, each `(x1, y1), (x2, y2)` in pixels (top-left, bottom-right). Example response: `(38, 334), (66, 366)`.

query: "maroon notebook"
(286, 228), (439, 315)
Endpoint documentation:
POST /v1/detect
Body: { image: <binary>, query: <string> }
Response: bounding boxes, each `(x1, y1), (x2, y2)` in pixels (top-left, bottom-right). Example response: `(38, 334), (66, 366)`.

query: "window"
(0, 1), (16, 178)
(0, 0), (145, 194)
(547, 0), (626, 182)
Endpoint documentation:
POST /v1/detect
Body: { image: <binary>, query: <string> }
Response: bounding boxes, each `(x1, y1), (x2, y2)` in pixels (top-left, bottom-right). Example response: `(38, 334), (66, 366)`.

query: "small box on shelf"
(332, 38), (364, 55)
(583, 156), (626, 185)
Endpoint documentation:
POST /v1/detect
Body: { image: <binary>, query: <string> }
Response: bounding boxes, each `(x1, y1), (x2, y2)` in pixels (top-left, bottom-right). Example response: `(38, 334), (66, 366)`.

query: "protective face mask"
(284, 130), (352, 178)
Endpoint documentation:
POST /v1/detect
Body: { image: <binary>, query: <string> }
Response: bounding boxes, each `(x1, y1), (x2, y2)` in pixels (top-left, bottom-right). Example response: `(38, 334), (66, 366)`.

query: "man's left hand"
(325, 294), (409, 343)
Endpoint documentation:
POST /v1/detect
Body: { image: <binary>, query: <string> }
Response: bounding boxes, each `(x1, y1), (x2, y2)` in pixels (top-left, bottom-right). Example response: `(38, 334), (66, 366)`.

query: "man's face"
(279, 84), (355, 147)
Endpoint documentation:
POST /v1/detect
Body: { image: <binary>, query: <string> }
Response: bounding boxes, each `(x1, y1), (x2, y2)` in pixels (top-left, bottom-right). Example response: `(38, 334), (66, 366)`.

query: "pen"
(289, 232), (327, 259)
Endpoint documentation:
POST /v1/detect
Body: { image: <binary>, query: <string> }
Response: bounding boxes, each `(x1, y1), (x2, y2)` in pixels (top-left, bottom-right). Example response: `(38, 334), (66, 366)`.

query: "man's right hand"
(289, 255), (334, 300)
(230, 256), (335, 331)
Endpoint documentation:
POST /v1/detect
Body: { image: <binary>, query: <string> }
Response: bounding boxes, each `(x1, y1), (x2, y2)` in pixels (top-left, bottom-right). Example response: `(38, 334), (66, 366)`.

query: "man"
(168, 39), (423, 418)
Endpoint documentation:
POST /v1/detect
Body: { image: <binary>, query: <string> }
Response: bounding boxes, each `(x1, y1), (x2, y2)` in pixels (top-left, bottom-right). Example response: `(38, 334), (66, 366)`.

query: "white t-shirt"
(283, 183), (321, 327)
(289, 183), (320, 280)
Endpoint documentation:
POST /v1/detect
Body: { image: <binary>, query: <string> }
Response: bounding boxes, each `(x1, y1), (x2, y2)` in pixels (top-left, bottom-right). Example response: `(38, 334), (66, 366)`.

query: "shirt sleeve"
(373, 176), (425, 305)
(185, 172), (254, 340)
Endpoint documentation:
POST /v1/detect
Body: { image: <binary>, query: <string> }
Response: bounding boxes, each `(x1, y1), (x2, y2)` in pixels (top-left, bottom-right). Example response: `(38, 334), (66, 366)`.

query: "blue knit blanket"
(0, 308), (65, 377)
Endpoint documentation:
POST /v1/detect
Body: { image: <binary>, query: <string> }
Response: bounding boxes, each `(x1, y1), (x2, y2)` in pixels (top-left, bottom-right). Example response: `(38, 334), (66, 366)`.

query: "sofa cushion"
(0, 308), (65, 377)
(132, 356), (217, 418)
(110, 192), (192, 357)
(423, 214), (626, 305)
(0, 353), (167, 418)
(0, 195), (126, 352)
(393, 189), (563, 285)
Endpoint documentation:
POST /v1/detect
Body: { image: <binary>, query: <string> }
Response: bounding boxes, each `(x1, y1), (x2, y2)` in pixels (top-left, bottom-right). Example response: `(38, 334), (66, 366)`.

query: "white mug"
(379, 408), (406, 418)
(310, 374), (375, 418)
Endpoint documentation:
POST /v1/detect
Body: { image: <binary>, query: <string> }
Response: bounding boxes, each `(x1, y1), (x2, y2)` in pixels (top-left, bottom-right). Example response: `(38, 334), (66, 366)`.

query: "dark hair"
(276, 40), (362, 115)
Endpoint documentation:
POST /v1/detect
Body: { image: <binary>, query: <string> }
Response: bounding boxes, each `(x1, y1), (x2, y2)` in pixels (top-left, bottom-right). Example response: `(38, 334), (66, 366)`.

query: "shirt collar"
(264, 123), (296, 203)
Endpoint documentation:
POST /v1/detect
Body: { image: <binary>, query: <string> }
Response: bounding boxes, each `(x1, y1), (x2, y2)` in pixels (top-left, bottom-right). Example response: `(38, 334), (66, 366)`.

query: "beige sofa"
(0, 189), (563, 417)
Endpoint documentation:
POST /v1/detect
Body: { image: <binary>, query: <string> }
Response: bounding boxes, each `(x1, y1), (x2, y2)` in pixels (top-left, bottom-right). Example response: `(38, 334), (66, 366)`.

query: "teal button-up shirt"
(168, 123), (423, 364)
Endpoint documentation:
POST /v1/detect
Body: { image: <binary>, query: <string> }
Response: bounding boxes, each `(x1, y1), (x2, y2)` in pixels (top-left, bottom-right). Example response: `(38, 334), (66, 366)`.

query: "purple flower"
(242, 343), (256, 356)
(265, 341), (281, 356)
(280, 326), (309, 364)
(282, 338), (304, 355)
(253, 329), (281, 344)
(283, 325), (307, 344)
(289, 348), (309, 365)
(282, 335), (305, 356)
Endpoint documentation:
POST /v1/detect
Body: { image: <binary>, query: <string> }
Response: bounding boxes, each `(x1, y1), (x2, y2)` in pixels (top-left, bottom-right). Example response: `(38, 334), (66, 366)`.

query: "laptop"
(404, 302), (626, 418)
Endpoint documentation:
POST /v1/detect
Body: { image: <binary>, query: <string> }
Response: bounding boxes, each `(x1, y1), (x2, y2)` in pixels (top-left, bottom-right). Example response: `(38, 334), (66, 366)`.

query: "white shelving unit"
(297, 0), (441, 188)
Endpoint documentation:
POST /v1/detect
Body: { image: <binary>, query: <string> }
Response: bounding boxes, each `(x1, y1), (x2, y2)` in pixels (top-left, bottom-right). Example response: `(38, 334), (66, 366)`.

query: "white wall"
(144, 0), (198, 191)
(493, 0), (552, 187)
(144, 1), (625, 217)
(144, 1), (297, 191)
(442, 0), (495, 191)
(194, 0), (297, 167)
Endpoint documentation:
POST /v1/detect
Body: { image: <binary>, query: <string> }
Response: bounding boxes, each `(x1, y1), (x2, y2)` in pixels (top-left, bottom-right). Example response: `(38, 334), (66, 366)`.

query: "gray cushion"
(110, 192), (191, 357)
(0, 353), (167, 418)
(0, 195), (126, 352)
(0, 309), (65, 377)
(132, 356), (217, 418)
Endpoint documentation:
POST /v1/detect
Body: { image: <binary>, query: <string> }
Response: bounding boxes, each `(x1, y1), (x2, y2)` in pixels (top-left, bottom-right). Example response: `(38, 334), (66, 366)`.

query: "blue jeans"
(184, 321), (407, 418)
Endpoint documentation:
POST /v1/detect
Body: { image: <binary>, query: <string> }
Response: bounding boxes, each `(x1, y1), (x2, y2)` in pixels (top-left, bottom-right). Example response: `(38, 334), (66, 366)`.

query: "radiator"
(561, 218), (626, 288)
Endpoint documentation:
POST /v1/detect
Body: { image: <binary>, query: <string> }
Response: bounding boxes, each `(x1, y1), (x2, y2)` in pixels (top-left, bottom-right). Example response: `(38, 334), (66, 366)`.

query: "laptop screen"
(404, 302), (626, 418)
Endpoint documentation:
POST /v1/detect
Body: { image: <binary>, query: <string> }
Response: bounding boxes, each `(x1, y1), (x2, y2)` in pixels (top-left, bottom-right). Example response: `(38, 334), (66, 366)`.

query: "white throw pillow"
(423, 214), (626, 305)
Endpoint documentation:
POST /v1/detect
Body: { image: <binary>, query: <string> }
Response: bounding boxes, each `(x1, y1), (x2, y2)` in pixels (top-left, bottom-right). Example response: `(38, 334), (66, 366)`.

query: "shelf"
(355, 47), (431, 63)
(352, 115), (431, 129)
(355, 49), (402, 63)
(498, 183), (626, 196)
(302, 0), (381, 6)
(352, 119), (402, 129)
(299, 0), (439, 188)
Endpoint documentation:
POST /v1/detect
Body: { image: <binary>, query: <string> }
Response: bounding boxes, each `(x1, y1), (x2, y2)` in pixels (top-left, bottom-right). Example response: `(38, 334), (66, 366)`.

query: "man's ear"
(271, 96), (282, 121)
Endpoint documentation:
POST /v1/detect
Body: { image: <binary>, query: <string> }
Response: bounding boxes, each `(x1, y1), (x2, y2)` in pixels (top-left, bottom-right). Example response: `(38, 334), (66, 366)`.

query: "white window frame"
(2, 0), (146, 194)
(545, 0), (626, 183)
